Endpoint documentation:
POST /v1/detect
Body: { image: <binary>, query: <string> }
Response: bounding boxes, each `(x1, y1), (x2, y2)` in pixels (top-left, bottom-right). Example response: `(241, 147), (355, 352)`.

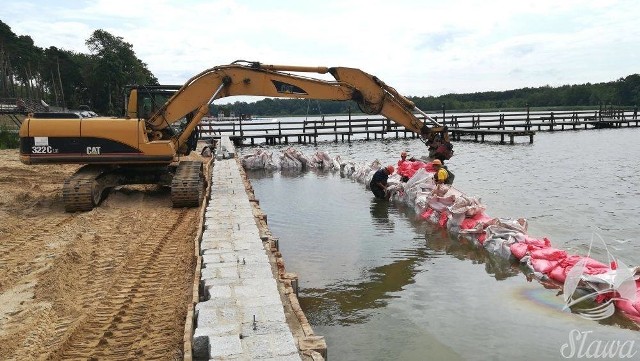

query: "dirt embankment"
(0, 149), (201, 360)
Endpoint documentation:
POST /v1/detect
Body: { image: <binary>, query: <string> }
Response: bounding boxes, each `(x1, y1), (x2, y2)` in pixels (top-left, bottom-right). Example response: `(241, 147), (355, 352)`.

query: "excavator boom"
(146, 61), (446, 143)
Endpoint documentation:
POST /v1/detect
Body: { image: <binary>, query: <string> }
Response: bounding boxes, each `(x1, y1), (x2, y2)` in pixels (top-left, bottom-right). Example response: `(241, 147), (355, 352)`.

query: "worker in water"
(397, 151), (411, 182)
(432, 159), (452, 185)
(370, 165), (394, 199)
(398, 151), (408, 167)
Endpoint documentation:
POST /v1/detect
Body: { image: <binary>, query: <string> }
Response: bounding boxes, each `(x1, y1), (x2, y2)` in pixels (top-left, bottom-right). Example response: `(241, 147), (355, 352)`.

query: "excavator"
(19, 60), (450, 212)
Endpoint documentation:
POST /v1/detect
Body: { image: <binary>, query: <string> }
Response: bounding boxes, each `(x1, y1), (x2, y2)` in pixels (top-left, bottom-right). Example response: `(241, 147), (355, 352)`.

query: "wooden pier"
(198, 108), (639, 146)
(450, 129), (535, 144)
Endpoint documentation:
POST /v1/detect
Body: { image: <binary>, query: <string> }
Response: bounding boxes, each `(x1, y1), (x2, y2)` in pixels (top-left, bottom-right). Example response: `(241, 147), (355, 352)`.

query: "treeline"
(0, 20), (156, 115)
(412, 76), (640, 112)
(2, 19), (639, 118)
(213, 98), (361, 118)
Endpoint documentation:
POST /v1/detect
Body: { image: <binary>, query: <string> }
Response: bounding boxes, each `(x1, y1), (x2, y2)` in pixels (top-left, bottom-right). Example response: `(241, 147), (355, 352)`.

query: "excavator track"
(62, 165), (108, 212)
(171, 160), (205, 208)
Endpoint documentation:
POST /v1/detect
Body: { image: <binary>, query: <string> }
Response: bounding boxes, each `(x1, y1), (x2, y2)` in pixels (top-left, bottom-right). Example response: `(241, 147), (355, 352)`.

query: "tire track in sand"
(48, 208), (196, 360)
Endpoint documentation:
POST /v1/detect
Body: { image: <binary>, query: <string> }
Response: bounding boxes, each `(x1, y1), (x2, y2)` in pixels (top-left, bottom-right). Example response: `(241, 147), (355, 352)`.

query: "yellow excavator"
(19, 60), (449, 212)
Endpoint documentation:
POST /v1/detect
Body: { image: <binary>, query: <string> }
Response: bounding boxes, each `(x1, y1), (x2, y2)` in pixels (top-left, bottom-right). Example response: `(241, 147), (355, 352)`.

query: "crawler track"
(0, 150), (205, 360)
(171, 160), (205, 208)
(62, 165), (106, 212)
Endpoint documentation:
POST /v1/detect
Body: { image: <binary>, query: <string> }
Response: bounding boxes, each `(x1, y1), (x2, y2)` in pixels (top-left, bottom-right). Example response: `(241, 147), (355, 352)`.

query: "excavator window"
(125, 85), (181, 120)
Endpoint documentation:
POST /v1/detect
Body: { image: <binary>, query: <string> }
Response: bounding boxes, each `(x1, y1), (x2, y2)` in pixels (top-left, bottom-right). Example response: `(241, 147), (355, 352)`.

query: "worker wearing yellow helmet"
(432, 159), (450, 185)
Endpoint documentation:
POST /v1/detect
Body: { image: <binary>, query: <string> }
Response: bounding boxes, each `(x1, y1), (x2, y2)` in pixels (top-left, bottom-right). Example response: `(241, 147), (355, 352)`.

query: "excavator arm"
(143, 60), (448, 152)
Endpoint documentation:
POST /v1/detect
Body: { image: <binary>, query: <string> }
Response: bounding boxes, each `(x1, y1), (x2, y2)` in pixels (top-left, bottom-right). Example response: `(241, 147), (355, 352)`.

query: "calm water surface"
(243, 127), (640, 361)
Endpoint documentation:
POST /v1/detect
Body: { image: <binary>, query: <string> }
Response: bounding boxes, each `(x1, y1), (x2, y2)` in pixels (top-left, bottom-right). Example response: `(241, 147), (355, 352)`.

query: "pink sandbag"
(530, 248), (568, 261)
(439, 211), (448, 227)
(510, 237), (553, 260)
(531, 258), (560, 274)
(421, 208), (434, 220)
(397, 161), (415, 178)
(615, 280), (640, 322)
(510, 243), (529, 260)
(460, 212), (493, 230)
(547, 255), (610, 283)
(398, 160), (433, 178)
(549, 264), (569, 283)
(557, 255), (610, 275)
(523, 236), (552, 249)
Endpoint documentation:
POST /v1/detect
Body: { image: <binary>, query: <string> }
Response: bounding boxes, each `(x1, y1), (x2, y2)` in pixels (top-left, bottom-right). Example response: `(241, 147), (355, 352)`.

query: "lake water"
(242, 127), (640, 361)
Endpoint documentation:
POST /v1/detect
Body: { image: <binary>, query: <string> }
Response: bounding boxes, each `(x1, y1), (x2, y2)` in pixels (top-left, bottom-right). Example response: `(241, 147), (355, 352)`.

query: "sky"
(2, 0), (638, 103)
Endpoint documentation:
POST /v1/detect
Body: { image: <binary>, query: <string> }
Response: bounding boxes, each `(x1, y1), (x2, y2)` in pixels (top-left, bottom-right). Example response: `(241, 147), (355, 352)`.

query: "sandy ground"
(0, 149), (203, 360)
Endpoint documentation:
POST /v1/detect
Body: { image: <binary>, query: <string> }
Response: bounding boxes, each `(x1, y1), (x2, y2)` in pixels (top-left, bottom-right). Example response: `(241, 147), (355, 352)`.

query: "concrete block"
(201, 263), (237, 277)
(241, 294), (283, 308)
(234, 284), (280, 301)
(220, 252), (241, 263)
(260, 355), (302, 361)
(203, 253), (238, 265)
(192, 328), (210, 360)
(230, 252), (268, 264)
(195, 298), (236, 312)
(240, 277), (277, 288)
(202, 277), (236, 288)
(272, 332), (300, 356)
(238, 263), (275, 280)
(241, 305), (286, 323)
(243, 334), (273, 359)
(201, 266), (237, 281)
(198, 307), (239, 328)
(207, 285), (232, 299)
(209, 335), (243, 358)
(241, 321), (291, 336)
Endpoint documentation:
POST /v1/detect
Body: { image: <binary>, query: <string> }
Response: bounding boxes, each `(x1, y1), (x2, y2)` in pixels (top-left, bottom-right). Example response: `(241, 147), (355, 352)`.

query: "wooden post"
(366, 119), (370, 140)
(278, 121), (282, 144)
(314, 121), (318, 146)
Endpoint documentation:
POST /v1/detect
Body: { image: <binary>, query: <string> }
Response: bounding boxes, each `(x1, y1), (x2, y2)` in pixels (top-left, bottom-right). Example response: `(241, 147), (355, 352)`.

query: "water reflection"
(369, 198), (393, 230)
(244, 169), (275, 180)
(301, 207), (525, 327)
(300, 247), (430, 326)
(425, 226), (520, 281)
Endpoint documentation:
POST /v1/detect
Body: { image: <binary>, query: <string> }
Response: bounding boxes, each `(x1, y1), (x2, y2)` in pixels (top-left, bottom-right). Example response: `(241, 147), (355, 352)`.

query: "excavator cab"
(125, 85), (181, 120)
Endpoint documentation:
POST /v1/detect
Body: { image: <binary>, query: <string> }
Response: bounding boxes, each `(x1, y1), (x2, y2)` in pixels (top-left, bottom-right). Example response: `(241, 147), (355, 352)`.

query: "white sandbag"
(282, 147), (310, 169)
(310, 151), (334, 169)
(242, 149), (277, 170)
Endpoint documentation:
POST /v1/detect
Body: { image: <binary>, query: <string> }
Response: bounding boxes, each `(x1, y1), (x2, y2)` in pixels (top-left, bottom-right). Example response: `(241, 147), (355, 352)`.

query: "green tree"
(616, 74), (640, 106)
(84, 29), (157, 115)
